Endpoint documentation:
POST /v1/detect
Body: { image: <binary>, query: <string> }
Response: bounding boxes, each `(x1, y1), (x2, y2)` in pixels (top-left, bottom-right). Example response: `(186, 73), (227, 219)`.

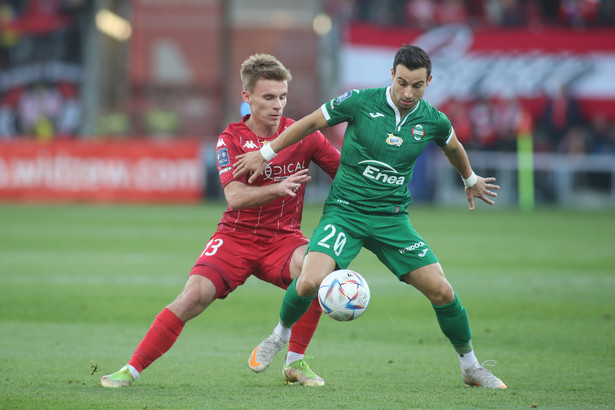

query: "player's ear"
(426, 74), (433, 86)
(241, 90), (250, 104)
(390, 67), (395, 80)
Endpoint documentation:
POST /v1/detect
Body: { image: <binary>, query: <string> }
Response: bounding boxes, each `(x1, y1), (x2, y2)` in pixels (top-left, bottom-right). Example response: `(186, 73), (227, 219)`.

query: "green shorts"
(307, 205), (439, 280)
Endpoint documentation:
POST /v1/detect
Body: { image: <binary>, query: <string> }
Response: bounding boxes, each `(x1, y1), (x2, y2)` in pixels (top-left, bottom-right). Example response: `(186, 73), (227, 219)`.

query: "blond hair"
(240, 54), (292, 92)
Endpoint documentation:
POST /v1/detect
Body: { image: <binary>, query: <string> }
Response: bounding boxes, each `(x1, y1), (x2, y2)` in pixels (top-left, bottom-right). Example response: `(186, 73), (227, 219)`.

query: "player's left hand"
(281, 168), (311, 197)
(465, 176), (499, 211)
(233, 151), (267, 183)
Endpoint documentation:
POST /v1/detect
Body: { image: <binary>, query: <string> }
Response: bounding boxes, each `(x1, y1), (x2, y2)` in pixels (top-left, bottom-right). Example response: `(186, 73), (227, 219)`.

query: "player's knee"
(172, 280), (215, 320)
(296, 273), (320, 297)
(182, 287), (206, 308)
(430, 282), (455, 306)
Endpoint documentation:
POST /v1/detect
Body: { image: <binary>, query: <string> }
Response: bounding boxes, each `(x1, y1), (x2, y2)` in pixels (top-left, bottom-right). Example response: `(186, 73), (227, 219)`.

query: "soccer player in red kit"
(100, 54), (340, 388)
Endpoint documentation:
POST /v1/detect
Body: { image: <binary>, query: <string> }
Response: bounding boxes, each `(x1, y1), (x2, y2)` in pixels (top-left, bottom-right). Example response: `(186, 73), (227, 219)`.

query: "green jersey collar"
(386, 86), (422, 132)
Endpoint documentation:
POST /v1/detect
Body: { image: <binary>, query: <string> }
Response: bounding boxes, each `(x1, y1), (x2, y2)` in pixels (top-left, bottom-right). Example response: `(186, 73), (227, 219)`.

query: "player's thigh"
(364, 214), (439, 280)
(288, 244), (308, 280)
(190, 232), (259, 299)
(400, 262), (454, 305)
(295, 251), (338, 296)
(307, 207), (366, 270)
(168, 275), (217, 322)
(255, 234), (308, 288)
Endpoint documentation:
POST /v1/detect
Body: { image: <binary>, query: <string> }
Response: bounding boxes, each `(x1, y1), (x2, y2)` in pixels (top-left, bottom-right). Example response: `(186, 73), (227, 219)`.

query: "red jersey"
(216, 115), (340, 238)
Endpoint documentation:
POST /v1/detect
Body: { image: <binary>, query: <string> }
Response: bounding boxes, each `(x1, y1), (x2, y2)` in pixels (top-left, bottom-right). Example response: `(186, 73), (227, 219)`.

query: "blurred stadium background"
(0, 0), (614, 209)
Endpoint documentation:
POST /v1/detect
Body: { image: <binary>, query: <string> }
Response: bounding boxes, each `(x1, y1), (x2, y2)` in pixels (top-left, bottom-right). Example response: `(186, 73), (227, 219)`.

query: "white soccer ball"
(318, 269), (370, 321)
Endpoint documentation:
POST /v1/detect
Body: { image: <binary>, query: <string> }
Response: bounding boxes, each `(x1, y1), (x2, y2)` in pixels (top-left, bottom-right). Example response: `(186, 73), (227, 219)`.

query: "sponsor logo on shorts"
(399, 241), (427, 255)
(359, 160), (405, 186)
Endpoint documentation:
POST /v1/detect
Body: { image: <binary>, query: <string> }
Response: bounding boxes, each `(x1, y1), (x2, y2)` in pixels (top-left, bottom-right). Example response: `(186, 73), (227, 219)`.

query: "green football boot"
(100, 365), (136, 388)
(283, 356), (325, 387)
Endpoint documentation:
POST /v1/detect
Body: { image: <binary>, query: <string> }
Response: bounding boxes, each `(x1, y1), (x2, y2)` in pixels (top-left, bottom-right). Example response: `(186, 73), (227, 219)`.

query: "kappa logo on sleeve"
(217, 147), (230, 168)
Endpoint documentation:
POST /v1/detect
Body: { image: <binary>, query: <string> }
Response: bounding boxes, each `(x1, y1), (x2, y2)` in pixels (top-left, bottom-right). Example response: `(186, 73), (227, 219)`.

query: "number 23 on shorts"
(201, 238), (224, 257)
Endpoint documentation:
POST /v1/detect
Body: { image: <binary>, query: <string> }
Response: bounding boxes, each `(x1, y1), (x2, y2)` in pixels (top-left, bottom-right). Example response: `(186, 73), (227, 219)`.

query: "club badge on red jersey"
(217, 147), (230, 167)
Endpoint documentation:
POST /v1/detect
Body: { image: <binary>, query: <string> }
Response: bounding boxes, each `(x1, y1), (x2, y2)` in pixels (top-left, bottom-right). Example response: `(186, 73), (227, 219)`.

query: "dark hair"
(393, 45), (432, 77)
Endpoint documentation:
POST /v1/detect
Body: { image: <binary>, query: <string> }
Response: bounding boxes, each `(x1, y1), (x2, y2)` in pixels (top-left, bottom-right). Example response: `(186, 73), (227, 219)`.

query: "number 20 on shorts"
(317, 224), (346, 256)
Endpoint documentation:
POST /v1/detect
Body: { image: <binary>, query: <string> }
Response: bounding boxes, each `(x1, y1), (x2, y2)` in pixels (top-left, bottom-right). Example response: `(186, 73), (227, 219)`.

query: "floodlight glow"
(96, 9), (132, 41)
(313, 13), (332, 36)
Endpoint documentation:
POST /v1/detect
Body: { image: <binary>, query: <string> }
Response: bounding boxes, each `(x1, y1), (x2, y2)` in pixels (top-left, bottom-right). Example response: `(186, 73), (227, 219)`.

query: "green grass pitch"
(0, 203), (613, 409)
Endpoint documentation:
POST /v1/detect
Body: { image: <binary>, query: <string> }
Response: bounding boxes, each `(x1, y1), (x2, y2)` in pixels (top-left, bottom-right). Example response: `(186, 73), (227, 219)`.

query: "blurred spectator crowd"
(349, 0), (615, 29)
(0, 0), (87, 141)
(336, 0), (615, 155)
(1, 0), (614, 157)
(441, 89), (615, 155)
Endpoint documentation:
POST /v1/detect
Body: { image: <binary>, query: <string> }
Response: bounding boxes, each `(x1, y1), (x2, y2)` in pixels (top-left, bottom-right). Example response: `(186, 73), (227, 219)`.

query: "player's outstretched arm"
(440, 132), (499, 211)
(233, 109), (329, 183)
(224, 169), (311, 210)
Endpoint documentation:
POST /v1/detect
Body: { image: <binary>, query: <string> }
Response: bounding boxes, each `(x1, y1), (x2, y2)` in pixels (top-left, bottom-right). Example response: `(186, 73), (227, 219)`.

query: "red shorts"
(190, 231), (308, 299)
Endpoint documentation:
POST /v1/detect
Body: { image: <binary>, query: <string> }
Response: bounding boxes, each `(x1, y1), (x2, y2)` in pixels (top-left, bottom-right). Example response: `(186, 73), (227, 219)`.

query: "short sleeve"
(216, 132), (245, 188)
(321, 89), (361, 127)
(433, 111), (454, 147)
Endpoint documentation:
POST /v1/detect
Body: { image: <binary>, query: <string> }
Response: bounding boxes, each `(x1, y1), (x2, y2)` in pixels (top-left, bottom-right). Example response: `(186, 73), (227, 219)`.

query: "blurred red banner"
(0, 140), (204, 203)
(343, 23), (615, 120)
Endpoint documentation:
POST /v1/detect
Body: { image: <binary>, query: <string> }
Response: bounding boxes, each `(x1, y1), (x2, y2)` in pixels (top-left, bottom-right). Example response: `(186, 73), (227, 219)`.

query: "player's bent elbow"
(223, 183), (248, 211)
(224, 195), (240, 211)
(226, 199), (250, 211)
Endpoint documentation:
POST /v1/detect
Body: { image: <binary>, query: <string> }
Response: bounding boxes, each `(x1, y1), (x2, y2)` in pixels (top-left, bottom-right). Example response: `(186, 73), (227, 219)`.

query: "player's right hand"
(233, 151), (267, 183)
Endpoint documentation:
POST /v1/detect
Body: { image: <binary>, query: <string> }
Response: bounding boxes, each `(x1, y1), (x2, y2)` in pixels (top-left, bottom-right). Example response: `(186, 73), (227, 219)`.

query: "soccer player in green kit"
(233, 45), (506, 388)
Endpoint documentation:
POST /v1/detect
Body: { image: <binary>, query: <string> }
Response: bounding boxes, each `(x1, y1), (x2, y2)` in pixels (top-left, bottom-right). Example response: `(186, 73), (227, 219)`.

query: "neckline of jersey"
(385, 86), (421, 132)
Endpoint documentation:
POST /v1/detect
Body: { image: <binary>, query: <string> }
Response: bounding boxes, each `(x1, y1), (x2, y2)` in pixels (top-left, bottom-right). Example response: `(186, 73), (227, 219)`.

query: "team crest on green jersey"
(386, 133), (403, 147)
(411, 125), (425, 141)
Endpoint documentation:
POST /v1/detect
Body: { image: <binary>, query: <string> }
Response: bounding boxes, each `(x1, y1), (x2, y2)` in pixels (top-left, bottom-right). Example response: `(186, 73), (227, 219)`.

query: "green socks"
(279, 278), (315, 327)
(281, 280), (474, 355)
(432, 292), (473, 354)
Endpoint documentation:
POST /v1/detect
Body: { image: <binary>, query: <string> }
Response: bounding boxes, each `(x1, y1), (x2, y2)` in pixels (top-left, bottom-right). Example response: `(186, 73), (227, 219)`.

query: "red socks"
(127, 299), (320, 372)
(128, 308), (185, 373)
(288, 297), (322, 355)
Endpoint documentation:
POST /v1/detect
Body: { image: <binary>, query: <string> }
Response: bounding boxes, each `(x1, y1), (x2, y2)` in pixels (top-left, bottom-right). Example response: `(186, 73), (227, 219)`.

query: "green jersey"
(321, 87), (453, 215)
